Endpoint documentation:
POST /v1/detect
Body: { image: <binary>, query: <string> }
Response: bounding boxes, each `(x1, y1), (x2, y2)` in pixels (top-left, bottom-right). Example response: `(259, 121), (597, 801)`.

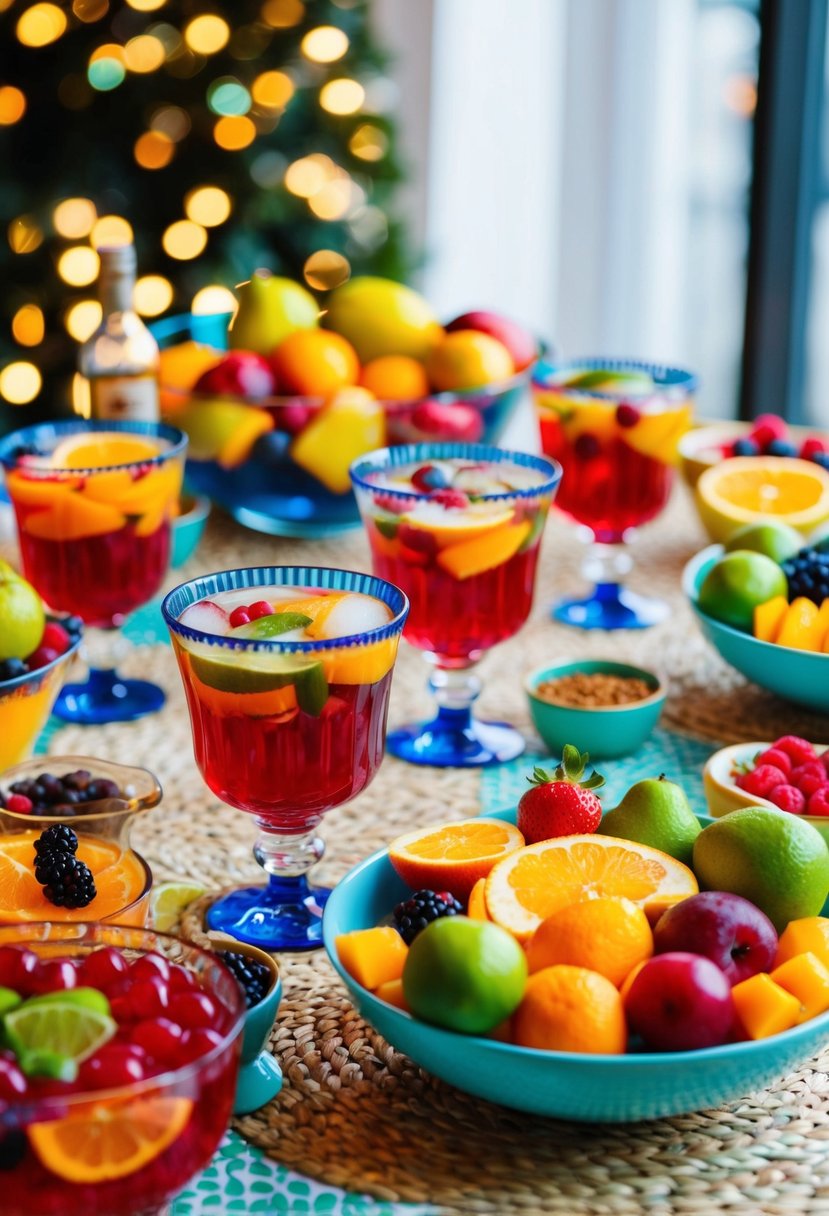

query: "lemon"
(323, 276), (442, 364)
(695, 456), (829, 543)
(697, 550), (787, 631)
(402, 916), (527, 1034)
(693, 808), (829, 931)
(150, 880), (207, 931)
(0, 560), (45, 662)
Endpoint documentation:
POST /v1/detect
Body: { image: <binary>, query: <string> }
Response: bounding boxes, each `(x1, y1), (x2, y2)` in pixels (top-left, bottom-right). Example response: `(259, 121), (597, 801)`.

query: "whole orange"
(271, 330), (360, 396)
(360, 354), (430, 401)
(512, 965), (627, 1054)
(526, 897), (653, 988)
(426, 330), (515, 392)
(158, 341), (223, 414)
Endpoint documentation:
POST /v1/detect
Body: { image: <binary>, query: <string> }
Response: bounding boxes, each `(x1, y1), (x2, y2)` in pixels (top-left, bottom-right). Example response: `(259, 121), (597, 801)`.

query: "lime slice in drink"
(230, 612), (312, 639)
(0, 987), (21, 1017)
(23, 987), (111, 1016)
(561, 368), (654, 395)
(150, 880), (207, 932)
(19, 1048), (78, 1082)
(190, 650), (329, 716)
(5, 999), (116, 1069)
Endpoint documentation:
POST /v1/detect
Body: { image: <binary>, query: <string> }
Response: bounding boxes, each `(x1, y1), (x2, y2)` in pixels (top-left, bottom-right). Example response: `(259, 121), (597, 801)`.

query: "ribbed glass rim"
(0, 627), (83, 695)
(0, 419), (188, 475)
(349, 442), (562, 504)
(162, 566), (409, 653)
(531, 356), (698, 398)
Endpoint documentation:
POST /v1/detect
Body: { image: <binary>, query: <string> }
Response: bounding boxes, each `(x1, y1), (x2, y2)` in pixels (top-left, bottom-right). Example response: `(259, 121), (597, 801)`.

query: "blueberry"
(0, 658), (27, 683)
(250, 431), (292, 466)
(766, 439), (798, 457)
(85, 778), (121, 801)
(732, 437), (759, 456)
(62, 615), (84, 638)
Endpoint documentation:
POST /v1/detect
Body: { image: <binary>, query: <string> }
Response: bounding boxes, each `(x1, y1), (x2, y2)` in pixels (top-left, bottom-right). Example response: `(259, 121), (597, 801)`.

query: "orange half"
(388, 817), (525, 901)
(485, 834), (698, 942)
(0, 833), (146, 922)
(28, 1095), (194, 1183)
(51, 433), (162, 471)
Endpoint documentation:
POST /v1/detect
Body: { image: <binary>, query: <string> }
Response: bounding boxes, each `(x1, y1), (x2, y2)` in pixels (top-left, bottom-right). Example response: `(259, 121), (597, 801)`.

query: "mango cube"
(335, 927), (407, 990)
(776, 597), (824, 651)
(731, 972), (801, 1040)
(374, 977), (410, 1011)
(291, 388), (385, 494)
(775, 917), (829, 968)
(771, 952), (829, 1023)
(817, 598), (829, 651)
(753, 595), (788, 643)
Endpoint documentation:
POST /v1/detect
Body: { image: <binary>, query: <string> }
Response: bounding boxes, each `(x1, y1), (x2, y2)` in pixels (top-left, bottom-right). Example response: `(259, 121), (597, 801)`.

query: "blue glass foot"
(206, 874), (331, 951)
(54, 666), (166, 724)
(553, 581), (670, 630)
(387, 705), (526, 768)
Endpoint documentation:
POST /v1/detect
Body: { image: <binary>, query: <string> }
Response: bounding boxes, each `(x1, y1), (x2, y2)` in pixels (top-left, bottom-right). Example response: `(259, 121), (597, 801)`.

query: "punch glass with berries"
(532, 358), (695, 628)
(162, 566), (408, 949)
(0, 420), (187, 724)
(351, 443), (561, 767)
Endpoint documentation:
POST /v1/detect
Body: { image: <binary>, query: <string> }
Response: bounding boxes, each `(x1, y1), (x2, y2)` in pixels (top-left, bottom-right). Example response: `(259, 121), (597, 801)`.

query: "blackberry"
(34, 852), (96, 908)
(0, 658), (28, 684)
(33, 824), (78, 857)
(781, 546), (829, 605)
(218, 950), (273, 1008)
(393, 889), (463, 945)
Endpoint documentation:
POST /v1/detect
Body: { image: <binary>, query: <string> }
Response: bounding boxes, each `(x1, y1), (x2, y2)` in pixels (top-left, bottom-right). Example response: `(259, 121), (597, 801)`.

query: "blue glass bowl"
(323, 807), (829, 1122)
(683, 545), (829, 714)
(151, 312), (533, 539)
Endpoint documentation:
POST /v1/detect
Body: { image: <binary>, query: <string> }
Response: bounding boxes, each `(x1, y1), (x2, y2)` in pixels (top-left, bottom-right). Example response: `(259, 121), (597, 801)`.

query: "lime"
(723, 521), (802, 562)
(19, 1048), (78, 1082)
(697, 550), (788, 630)
(150, 880), (207, 932)
(0, 559), (45, 662)
(402, 916), (527, 1034)
(5, 999), (116, 1067)
(560, 368), (654, 396)
(23, 987), (111, 1016)
(0, 987), (20, 1016)
(693, 807), (829, 931)
(189, 650), (328, 715)
(230, 612), (312, 640)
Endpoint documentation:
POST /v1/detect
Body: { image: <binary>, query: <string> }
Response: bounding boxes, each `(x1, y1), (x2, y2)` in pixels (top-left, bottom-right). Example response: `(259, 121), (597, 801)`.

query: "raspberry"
(808, 787), (829, 817)
(800, 436), (828, 459)
(5, 794), (32, 814)
(754, 747), (792, 776)
(229, 606), (251, 628)
(789, 764), (827, 798)
(428, 488), (469, 509)
(767, 784), (806, 814)
(735, 764), (787, 798)
(773, 736), (817, 766)
(615, 403), (641, 428)
(750, 413), (787, 449)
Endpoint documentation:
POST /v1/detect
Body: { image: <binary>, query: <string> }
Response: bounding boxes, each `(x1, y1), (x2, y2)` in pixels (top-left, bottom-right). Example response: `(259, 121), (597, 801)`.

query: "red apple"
(194, 351), (275, 400)
(445, 310), (537, 371)
(624, 952), (734, 1052)
(410, 398), (484, 442)
(652, 892), (777, 986)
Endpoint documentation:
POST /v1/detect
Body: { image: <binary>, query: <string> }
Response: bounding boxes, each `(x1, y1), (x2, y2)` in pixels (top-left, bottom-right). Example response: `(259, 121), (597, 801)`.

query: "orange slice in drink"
(271, 593), (347, 639)
(24, 495), (126, 542)
(400, 506), (515, 550)
(485, 835), (698, 942)
(0, 833), (146, 923)
(4, 471), (82, 508)
(321, 636), (399, 684)
(435, 519), (531, 580)
(189, 667), (299, 719)
(51, 433), (162, 470)
(82, 462), (182, 515)
(388, 818), (525, 900)
(28, 1095), (194, 1183)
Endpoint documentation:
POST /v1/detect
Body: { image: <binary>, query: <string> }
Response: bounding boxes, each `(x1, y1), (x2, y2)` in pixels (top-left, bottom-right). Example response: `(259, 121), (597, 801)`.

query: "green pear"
(0, 559), (44, 661)
(229, 270), (319, 356)
(598, 775), (700, 867)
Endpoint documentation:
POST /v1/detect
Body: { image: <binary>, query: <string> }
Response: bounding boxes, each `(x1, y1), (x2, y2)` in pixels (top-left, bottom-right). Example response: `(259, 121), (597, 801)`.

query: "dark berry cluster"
(781, 546), (829, 605)
(0, 769), (122, 817)
(217, 950), (273, 1008)
(393, 889), (463, 945)
(0, 616), (82, 685)
(32, 823), (96, 909)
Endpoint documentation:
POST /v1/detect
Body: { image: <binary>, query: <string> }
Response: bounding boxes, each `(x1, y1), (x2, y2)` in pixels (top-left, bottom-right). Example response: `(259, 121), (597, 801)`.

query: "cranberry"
(79, 946), (129, 991)
(40, 622), (71, 655)
(229, 606), (251, 628)
(169, 991), (218, 1031)
(114, 976), (169, 1021)
(574, 433), (601, 460)
(179, 1027), (223, 1065)
(0, 946), (38, 991)
(615, 403), (641, 428)
(247, 600), (274, 621)
(130, 953), (171, 984)
(79, 1044), (147, 1089)
(167, 963), (198, 993)
(0, 1058), (27, 1101)
(26, 959), (77, 994)
(25, 646), (59, 671)
(131, 1017), (185, 1065)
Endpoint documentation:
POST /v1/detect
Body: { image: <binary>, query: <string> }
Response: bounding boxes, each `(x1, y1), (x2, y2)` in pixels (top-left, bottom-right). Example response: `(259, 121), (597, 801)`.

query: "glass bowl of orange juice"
(0, 756), (159, 926)
(0, 629), (82, 771)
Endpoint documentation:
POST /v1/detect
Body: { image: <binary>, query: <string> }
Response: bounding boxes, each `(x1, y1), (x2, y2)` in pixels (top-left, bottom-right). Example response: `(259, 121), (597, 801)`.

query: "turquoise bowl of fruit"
(323, 807), (829, 1122)
(170, 493), (211, 568)
(683, 544), (829, 714)
(151, 273), (539, 539)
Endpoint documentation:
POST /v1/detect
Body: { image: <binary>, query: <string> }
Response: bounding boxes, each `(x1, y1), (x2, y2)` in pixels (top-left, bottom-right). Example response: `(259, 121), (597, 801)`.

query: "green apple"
(698, 550), (787, 631)
(0, 560), (44, 661)
(323, 276), (443, 364)
(723, 521), (802, 563)
(229, 271), (319, 356)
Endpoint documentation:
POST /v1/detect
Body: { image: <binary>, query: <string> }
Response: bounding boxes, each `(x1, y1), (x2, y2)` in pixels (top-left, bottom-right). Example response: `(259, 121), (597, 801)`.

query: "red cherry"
(40, 621), (71, 655)
(616, 403), (641, 428)
(25, 646), (60, 671)
(247, 600), (274, 621)
(0, 946), (38, 992)
(115, 976), (170, 1022)
(169, 991), (218, 1031)
(79, 946), (129, 991)
(79, 1044), (147, 1089)
(0, 1057), (27, 1100)
(229, 606), (251, 628)
(168, 963), (199, 993)
(178, 1027), (224, 1065)
(26, 959), (77, 994)
(130, 1017), (185, 1065)
(130, 953), (171, 983)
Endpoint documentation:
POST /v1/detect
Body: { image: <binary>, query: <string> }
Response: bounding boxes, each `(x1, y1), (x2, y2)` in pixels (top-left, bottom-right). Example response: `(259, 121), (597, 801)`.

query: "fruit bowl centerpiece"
(153, 273), (539, 538)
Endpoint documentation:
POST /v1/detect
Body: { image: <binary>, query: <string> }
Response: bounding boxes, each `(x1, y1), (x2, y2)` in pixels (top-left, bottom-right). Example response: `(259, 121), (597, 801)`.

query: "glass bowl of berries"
(0, 561), (83, 770)
(0, 920), (245, 1216)
(0, 757), (160, 927)
(703, 736), (829, 844)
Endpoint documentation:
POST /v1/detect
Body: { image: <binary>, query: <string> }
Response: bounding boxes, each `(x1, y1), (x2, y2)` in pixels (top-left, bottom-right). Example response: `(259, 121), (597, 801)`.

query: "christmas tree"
(0, 0), (411, 432)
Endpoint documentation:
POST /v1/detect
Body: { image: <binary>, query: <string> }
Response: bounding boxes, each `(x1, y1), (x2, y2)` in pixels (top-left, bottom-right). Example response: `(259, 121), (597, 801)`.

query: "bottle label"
(89, 374), (160, 422)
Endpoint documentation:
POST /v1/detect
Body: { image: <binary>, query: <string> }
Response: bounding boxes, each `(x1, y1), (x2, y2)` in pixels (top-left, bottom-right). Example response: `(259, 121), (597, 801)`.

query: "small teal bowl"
(171, 494), (211, 568)
(683, 545), (829, 714)
(220, 942), (283, 1116)
(323, 807), (829, 1122)
(524, 660), (666, 759)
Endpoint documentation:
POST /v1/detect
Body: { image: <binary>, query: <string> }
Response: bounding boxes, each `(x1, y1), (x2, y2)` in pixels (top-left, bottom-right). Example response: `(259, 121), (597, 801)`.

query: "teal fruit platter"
(323, 808), (829, 1123)
(683, 545), (829, 714)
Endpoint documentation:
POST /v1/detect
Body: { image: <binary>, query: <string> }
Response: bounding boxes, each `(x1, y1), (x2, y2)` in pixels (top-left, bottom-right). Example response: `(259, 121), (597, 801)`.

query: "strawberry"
(517, 746), (605, 844)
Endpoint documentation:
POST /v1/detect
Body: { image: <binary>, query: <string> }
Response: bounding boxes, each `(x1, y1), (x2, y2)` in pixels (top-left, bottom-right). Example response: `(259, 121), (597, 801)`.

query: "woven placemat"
(10, 481), (829, 1215)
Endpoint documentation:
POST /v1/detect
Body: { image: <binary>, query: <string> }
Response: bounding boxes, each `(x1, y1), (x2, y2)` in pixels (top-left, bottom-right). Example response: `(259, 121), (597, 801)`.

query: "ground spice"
(535, 671), (655, 708)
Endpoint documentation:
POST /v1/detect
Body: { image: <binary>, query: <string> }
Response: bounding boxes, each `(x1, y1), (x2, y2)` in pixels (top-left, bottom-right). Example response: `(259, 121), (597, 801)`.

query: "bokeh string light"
(0, 0), (409, 410)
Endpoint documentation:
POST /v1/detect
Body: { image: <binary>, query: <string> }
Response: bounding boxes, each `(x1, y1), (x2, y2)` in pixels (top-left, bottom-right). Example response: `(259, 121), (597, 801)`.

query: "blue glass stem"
(553, 539), (669, 630)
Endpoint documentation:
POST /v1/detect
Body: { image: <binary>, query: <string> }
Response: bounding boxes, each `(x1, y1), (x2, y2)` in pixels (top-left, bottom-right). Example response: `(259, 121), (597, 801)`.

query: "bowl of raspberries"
(703, 735), (829, 841)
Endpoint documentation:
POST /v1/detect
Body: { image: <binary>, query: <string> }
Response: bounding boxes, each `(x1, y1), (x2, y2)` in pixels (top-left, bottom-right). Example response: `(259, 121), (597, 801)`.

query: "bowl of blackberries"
(213, 942), (282, 1115)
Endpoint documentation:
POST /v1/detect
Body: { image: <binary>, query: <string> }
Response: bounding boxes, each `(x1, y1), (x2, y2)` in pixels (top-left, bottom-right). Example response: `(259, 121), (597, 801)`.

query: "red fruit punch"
(517, 746), (604, 844)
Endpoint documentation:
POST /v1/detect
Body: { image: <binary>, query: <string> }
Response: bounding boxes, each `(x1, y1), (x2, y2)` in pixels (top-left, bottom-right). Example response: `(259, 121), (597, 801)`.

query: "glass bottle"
(77, 244), (160, 421)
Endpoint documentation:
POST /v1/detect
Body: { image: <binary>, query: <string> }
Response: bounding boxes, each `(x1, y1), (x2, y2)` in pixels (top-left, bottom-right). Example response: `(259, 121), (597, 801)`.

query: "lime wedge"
(19, 1048), (78, 1082)
(23, 987), (111, 1016)
(150, 880), (207, 932)
(561, 368), (654, 394)
(0, 987), (21, 1016)
(230, 612), (312, 639)
(190, 651), (328, 716)
(5, 1000), (116, 1067)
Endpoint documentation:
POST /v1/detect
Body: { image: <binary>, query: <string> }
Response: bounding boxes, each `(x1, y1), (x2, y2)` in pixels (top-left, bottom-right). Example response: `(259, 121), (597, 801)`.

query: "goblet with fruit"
(154, 271), (539, 538)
